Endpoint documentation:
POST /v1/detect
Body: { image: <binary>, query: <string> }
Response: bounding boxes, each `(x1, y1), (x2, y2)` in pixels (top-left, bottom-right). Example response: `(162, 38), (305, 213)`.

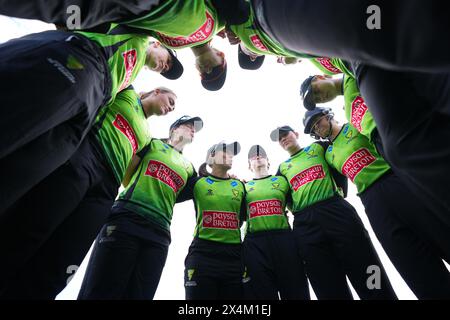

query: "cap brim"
(270, 128), (292, 141)
(238, 46), (265, 70)
(180, 116), (204, 132)
(248, 145), (268, 159)
(226, 141), (241, 155)
(201, 63), (227, 91)
(161, 50), (184, 80)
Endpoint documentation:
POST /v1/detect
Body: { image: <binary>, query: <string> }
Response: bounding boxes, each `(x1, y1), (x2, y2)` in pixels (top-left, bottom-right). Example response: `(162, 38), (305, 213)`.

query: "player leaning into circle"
(181, 142), (246, 300)
(0, 24), (183, 215)
(77, 115), (203, 300)
(242, 145), (310, 300)
(303, 107), (450, 299)
(0, 86), (178, 299)
(137, 0), (230, 91)
(299, 65), (450, 229)
(300, 72), (384, 157)
(270, 125), (397, 300)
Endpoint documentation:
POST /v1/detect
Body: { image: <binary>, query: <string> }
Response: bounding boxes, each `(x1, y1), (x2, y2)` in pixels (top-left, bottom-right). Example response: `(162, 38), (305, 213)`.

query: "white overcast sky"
(3, 15), (443, 300)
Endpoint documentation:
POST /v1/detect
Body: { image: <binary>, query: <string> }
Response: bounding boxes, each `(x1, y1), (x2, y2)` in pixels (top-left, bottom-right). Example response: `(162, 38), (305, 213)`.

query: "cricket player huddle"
(0, 0), (449, 300)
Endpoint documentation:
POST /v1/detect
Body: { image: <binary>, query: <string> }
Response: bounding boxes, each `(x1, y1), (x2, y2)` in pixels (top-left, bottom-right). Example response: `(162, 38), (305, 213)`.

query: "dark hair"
(198, 162), (210, 177)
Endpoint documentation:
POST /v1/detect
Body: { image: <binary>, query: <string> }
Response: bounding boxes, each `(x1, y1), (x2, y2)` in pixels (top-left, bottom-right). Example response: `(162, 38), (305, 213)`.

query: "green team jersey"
(277, 142), (340, 213)
(230, 1), (313, 59)
(76, 24), (148, 103)
(94, 86), (151, 184)
(309, 57), (354, 77)
(343, 75), (377, 140)
(244, 175), (291, 234)
(191, 176), (246, 244)
(124, 0), (216, 38)
(150, 0), (225, 49)
(325, 123), (391, 194)
(117, 139), (196, 231)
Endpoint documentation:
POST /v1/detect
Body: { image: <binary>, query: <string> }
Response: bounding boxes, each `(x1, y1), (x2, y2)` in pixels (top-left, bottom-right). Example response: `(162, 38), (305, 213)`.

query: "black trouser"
(3, 180), (118, 300)
(0, 30), (110, 215)
(0, 134), (118, 298)
(360, 172), (450, 299)
(184, 238), (244, 300)
(242, 230), (310, 300)
(358, 67), (450, 225)
(78, 210), (170, 300)
(254, 0), (450, 72)
(293, 196), (397, 300)
(0, 0), (162, 29)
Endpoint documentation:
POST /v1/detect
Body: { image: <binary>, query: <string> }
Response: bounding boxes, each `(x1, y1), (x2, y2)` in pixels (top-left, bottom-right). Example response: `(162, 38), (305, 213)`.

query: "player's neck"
(254, 167), (269, 179)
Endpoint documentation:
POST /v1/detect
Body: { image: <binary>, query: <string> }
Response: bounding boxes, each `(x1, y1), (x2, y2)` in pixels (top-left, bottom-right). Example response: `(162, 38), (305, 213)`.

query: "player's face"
(311, 76), (337, 103)
(147, 42), (172, 73)
(312, 115), (330, 139)
(196, 47), (225, 74)
(151, 91), (177, 116)
(173, 123), (195, 144)
(278, 131), (298, 151)
(249, 156), (269, 171)
(213, 150), (234, 169)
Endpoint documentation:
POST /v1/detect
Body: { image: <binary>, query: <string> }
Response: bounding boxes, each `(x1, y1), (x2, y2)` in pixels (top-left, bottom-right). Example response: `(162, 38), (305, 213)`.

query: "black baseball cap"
(303, 107), (333, 134)
(248, 145), (267, 159)
(238, 44), (265, 70)
(270, 126), (295, 142)
(201, 61), (227, 91)
(160, 47), (184, 80)
(206, 141), (241, 161)
(300, 76), (317, 110)
(169, 115), (203, 132)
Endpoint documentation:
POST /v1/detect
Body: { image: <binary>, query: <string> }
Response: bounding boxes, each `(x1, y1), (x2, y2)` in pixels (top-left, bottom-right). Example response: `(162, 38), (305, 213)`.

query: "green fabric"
(278, 143), (338, 212)
(230, 1), (314, 58)
(124, 0), (215, 38)
(150, 0), (225, 49)
(325, 123), (391, 193)
(76, 25), (148, 103)
(343, 75), (377, 140)
(95, 87), (150, 184)
(117, 139), (195, 231)
(193, 176), (245, 244)
(309, 57), (354, 77)
(244, 175), (290, 233)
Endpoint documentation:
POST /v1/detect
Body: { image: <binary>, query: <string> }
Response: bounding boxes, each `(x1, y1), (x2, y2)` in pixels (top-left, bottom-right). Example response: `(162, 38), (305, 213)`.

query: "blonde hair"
(140, 86), (177, 100)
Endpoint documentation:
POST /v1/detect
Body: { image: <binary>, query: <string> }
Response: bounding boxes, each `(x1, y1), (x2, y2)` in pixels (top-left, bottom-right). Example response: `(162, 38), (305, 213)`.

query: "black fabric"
(242, 230), (310, 300)
(0, 0), (163, 29)
(78, 225), (169, 300)
(293, 197), (397, 300)
(3, 172), (118, 299)
(184, 238), (244, 300)
(253, 0), (450, 72)
(0, 134), (118, 298)
(358, 66), (450, 225)
(0, 30), (110, 215)
(359, 172), (450, 299)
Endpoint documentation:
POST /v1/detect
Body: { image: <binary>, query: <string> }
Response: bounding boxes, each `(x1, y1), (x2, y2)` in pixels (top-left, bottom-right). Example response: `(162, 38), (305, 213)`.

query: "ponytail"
(198, 162), (210, 177)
